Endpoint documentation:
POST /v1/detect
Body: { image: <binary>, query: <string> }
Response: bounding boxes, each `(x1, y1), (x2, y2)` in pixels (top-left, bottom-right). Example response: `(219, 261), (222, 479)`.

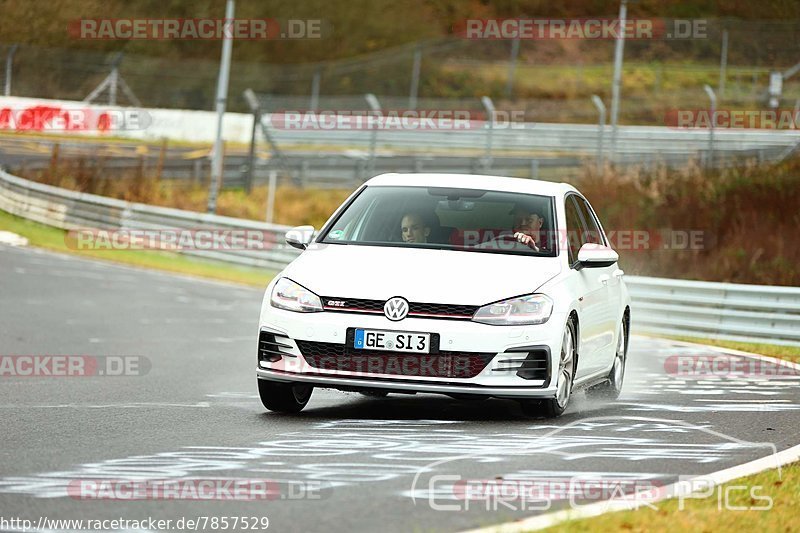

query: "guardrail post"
(530, 159), (539, 179)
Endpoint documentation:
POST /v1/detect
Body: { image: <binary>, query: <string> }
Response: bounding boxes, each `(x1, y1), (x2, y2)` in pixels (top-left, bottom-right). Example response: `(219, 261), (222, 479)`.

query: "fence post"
(4, 44), (18, 97)
(409, 45), (422, 110)
(310, 67), (321, 111)
(591, 95), (606, 171)
(703, 84), (716, 168)
(265, 170), (277, 223)
(365, 93), (381, 177)
(505, 37), (520, 99)
(718, 29), (728, 98)
(609, 0), (628, 160)
(480, 96), (495, 170)
(245, 108), (260, 193)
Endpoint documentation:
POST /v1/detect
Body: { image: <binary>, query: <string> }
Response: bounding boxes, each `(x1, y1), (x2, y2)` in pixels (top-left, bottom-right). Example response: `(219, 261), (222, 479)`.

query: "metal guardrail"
(0, 169), (300, 270)
(263, 119), (800, 157)
(1, 170), (798, 346)
(626, 276), (800, 347)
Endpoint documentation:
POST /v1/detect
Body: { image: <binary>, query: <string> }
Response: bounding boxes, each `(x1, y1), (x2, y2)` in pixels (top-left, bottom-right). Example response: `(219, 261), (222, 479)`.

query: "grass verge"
(662, 335), (800, 364)
(543, 338), (799, 532)
(542, 461), (799, 532)
(0, 209), (275, 287)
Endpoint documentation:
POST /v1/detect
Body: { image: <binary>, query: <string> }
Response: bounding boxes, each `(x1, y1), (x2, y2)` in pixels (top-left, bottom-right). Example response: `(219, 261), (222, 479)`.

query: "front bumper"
(257, 305), (566, 399)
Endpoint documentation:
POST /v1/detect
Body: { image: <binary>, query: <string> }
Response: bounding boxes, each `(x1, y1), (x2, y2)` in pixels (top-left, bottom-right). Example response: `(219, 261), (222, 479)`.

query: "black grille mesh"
(295, 340), (494, 379)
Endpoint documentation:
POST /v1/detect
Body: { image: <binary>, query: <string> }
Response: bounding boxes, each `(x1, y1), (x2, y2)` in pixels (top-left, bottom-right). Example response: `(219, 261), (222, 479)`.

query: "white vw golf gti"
(257, 173), (631, 417)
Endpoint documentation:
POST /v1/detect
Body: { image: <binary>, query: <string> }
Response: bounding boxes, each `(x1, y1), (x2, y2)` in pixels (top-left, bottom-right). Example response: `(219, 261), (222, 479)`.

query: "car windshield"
(320, 185), (557, 257)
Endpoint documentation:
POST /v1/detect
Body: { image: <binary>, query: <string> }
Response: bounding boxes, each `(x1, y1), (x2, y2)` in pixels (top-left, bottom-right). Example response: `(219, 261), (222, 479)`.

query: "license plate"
(353, 329), (431, 354)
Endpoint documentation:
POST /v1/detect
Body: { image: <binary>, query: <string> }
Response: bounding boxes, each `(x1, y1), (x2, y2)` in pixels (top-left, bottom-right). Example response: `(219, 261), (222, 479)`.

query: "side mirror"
(285, 225), (315, 250)
(576, 242), (618, 269)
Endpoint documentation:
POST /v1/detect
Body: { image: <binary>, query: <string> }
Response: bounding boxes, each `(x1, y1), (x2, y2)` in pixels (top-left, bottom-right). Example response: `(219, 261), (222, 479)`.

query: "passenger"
(400, 211), (431, 244)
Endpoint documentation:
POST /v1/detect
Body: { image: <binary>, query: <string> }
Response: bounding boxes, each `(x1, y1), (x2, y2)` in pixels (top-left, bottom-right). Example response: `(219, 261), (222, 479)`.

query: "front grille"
(295, 340), (494, 379)
(321, 297), (478, 320)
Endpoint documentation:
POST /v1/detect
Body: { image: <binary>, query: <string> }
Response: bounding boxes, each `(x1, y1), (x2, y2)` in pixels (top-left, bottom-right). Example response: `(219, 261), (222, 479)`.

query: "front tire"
(359, 390), (389, 398)
(520, 319), (576, 418)
(258, 379), (312, 413)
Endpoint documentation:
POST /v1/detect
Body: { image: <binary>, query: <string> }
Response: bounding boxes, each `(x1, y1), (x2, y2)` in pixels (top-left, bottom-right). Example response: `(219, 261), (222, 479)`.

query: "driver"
(400, 211), (431, 244)
(512, 206), (548, 252)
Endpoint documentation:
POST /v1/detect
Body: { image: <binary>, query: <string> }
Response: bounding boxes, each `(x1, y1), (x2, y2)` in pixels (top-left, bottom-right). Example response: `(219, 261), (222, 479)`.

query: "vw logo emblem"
(384, 297), (409, 321)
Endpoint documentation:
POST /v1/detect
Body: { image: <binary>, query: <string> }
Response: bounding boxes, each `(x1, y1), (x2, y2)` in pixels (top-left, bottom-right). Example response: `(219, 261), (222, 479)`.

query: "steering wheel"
(473, 232), (531, 250)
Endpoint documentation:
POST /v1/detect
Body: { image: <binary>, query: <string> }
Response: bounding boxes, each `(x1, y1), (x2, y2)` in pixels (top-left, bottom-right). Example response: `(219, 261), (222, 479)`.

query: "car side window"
(564, 196), (585, 265)
(574, 196), (604, 246)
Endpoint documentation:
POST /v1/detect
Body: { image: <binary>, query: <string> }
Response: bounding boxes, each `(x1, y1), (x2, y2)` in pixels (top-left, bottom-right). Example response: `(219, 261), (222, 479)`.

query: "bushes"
(576, 157), (800, 285)
(20, 154), (800, 285)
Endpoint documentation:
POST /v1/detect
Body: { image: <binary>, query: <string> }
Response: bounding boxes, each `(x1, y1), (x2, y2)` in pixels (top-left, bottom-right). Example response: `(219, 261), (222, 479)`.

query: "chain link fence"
(3, 19), (800, 124)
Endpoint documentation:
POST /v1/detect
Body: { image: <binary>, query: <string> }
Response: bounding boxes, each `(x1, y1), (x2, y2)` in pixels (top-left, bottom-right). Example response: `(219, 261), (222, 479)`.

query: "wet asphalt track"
(1, 244), (799, 532)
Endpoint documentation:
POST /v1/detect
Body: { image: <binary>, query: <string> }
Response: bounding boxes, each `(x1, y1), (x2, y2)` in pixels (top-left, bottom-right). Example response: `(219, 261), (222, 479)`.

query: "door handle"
(613, 269), (624, 278)
(598, 274), (610, 285)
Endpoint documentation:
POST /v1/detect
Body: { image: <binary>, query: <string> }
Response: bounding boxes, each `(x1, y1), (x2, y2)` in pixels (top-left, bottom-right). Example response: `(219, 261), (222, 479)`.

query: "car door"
(573, 195), (620, 370)
(565, 194), (613, 378)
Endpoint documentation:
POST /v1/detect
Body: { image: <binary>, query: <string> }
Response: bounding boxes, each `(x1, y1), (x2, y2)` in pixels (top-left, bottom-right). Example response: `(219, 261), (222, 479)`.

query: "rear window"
(320, 185), (557, 257)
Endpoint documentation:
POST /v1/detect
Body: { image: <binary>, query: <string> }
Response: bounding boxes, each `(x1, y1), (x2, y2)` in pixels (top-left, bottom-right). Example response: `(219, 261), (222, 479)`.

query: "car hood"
(282, 243), (562, 305)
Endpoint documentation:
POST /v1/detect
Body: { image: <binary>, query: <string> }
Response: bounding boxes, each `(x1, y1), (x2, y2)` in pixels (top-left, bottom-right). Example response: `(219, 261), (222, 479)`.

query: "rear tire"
(519, 319), (576, 418)
(587, 318), (628, 400)
(258, 379), (312, 413)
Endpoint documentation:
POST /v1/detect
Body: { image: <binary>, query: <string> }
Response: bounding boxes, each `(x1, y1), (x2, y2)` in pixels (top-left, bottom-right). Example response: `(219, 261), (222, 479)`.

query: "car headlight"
(472, 294), (553, 325)
(270, 278), (323, 313)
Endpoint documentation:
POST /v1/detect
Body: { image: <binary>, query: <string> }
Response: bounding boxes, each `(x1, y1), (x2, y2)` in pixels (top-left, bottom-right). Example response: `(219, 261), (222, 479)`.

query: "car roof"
(365, 173), (578, 198)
